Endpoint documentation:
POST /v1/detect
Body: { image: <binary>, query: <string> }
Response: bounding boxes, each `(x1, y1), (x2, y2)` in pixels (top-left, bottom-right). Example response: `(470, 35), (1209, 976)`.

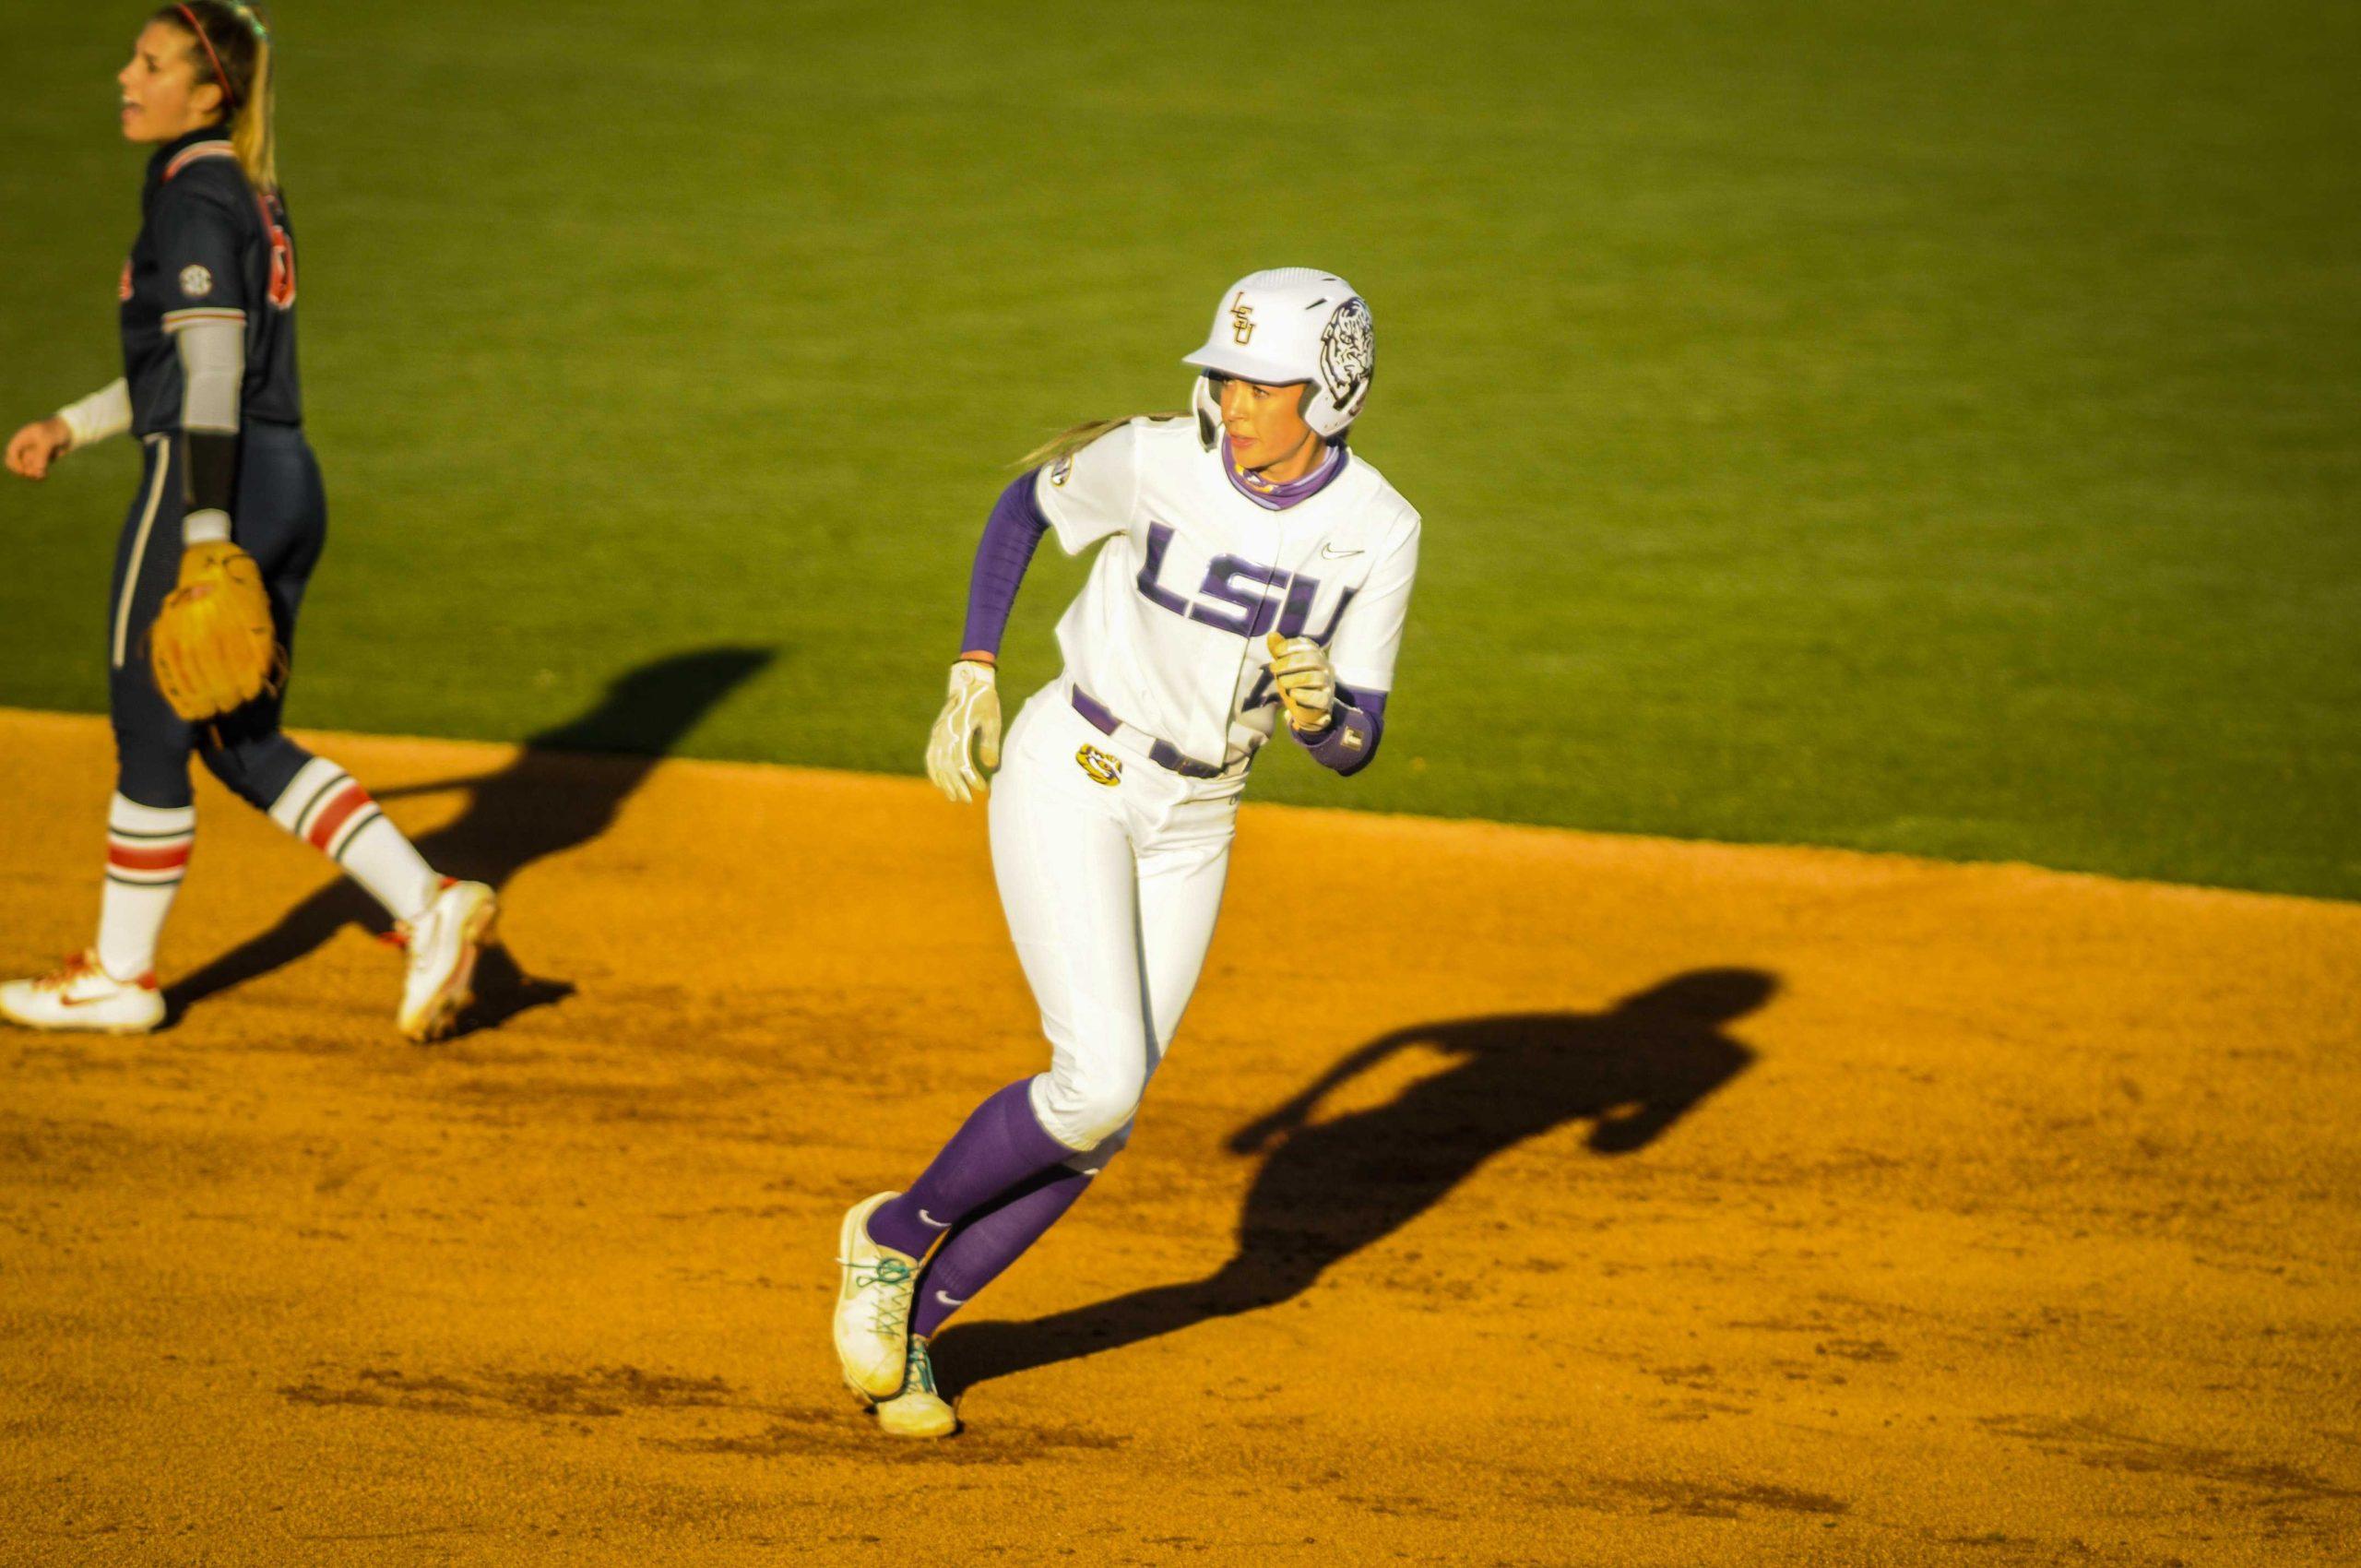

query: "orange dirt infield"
(1, 707), (2355, 1565)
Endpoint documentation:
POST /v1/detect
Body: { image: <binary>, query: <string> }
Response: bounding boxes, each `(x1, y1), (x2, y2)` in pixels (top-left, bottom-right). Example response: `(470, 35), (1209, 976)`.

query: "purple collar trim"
(1222, 436), (1347, 511)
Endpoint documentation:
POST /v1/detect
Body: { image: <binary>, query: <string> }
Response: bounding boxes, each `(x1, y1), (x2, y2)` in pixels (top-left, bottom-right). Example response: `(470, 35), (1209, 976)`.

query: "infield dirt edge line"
(1, 704), (2346, 917)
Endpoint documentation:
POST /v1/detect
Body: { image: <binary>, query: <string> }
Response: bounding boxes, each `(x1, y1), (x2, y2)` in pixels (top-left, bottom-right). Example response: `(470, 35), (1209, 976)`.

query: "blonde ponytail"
(1016, 411), (1187, 471)
(230, 31), (275, 192)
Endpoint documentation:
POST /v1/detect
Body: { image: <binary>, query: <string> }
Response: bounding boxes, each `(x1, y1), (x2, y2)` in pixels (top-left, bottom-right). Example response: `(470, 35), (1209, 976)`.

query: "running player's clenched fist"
(926, 658), (1002, 802)
(1265, 632), (1335, 733)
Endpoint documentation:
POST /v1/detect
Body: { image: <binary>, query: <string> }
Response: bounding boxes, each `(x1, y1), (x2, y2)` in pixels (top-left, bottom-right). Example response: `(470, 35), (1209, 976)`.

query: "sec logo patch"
(178, 265), (213, 299)
(1048, 454), (1074, 488)
(1075, 745), (1121, 787)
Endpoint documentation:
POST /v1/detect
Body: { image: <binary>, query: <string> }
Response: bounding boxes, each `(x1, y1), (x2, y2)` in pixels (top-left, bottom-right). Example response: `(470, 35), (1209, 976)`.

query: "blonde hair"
(159, 2), (277, 192)
(1016, 411), (1187, 471)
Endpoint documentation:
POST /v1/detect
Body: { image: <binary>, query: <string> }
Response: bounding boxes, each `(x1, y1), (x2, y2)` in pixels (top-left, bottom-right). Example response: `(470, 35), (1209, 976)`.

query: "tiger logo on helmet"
(1319, 297), (1374, 412)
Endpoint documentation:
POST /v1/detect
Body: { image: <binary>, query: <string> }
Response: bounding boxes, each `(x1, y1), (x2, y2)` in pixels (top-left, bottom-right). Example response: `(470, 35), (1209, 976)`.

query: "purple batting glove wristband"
(1290, 688), (1386, 776)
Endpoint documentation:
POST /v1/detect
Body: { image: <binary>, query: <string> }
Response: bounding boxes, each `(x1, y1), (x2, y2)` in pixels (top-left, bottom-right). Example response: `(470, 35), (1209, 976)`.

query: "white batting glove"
(925, 658), (1002, 802)
(1264, 632), (1336, 734)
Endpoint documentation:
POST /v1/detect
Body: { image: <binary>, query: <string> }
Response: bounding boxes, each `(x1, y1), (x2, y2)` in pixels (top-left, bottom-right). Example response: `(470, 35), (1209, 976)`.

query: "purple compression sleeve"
(911, 1162), (1096, 1338)
(868, 1078), (1078, 1258)
(1289, 686), (1388, 776)
(958, 472), (1051, 659)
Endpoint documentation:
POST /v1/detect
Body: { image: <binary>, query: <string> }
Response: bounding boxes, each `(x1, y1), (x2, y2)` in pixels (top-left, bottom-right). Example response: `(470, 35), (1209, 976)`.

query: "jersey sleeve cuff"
(161, 307), (247, 332)
(1033, 470), (1095, 557)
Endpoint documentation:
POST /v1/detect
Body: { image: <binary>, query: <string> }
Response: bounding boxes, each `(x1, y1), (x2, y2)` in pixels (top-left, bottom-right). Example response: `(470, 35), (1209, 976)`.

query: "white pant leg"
(1088, 791), (1237, 1159)
(989, 699), (1157, 1154)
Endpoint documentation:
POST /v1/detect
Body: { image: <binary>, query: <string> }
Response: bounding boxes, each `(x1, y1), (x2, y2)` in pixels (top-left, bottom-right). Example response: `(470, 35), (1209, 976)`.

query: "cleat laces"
(36, 953), (101, 992)
(904, 1338), (939, 1397)
(851, 1255), (916, 1337)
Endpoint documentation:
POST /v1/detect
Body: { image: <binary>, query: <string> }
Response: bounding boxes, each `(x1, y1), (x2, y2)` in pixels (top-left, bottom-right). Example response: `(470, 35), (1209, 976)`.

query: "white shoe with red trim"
(395, 879), (497, 1042)
(0, 951), (164, 1034)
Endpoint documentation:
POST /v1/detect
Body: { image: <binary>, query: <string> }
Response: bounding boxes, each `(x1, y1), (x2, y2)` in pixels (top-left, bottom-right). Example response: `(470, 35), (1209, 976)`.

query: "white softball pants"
(989, 683), (1245, 1158)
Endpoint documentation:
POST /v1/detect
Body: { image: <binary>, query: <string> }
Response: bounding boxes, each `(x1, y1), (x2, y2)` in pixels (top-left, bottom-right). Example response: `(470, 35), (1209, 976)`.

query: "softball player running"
(2, 5), (493, 1041)
(835, 268), (1418, 1437)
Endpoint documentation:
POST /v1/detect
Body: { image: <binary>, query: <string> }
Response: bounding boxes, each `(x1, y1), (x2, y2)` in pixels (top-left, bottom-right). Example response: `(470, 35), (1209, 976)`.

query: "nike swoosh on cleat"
(918, 1208), (950, 1228)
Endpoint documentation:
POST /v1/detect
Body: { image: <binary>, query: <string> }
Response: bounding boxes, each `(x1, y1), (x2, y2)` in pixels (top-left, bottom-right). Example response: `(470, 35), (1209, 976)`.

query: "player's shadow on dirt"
(935, 968), (1774, 1395)
(166, 646), (777, 1031)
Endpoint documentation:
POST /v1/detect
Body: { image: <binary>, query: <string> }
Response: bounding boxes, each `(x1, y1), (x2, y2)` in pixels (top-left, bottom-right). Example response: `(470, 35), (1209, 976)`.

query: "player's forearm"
(172, 317), (245, 544)
(55, 378), (133, 450)
(958, 470), (1051, 661)
(1292, 687), (1387, 776)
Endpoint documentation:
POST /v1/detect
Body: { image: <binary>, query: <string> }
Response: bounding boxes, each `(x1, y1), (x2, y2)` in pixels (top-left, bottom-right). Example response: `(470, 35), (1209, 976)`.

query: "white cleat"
(396, 879), (497, 1043)
(0, 951), (164, 1035)
(835, 1192), (920, 1400)
(872, 1335), (959, 1439)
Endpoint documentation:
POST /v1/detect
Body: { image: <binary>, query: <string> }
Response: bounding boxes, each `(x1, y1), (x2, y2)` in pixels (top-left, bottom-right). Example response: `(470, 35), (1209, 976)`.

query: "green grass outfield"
(4, 1), (2355, 898)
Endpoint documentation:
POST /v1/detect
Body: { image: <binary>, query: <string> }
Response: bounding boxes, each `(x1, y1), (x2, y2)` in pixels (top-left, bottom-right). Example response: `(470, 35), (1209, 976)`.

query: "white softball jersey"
(991, 415), (1420, 1154)
(1033, 416), (1420, 773)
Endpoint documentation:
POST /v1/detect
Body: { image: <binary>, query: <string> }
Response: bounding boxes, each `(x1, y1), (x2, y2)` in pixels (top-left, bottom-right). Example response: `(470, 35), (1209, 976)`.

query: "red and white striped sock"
(267, 758), (440, 923)
(97, 793), (194, 981)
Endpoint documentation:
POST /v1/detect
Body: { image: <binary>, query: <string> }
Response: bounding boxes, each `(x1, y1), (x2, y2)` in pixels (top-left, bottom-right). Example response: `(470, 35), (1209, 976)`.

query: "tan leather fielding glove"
(148, 541), (284, 722)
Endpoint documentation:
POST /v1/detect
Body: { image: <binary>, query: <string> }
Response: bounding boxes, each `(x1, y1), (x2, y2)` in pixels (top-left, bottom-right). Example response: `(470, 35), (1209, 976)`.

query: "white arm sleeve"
(1031, 422), (1142, 554)
(172, 320), (245, 545)
(1327, 510), (1421, 693)
(172, 316), (244, 436)
(55, 378), (132, 450)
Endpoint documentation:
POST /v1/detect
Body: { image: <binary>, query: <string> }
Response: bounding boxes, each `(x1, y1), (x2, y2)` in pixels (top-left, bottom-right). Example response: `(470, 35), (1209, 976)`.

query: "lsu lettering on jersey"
(1034, 416), (1420, 770)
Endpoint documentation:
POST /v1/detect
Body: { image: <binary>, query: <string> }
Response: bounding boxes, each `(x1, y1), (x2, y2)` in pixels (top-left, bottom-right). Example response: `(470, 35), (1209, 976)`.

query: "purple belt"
(1069, 687), (1226, 779)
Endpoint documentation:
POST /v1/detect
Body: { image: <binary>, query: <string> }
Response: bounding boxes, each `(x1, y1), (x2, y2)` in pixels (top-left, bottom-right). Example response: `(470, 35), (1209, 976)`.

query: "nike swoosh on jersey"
(1320, 543), (1363, 559)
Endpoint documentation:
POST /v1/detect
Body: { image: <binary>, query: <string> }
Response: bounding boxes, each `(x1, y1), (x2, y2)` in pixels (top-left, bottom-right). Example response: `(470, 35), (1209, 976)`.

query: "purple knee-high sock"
(911, 1163), (1095, 1339)
(868, 1078), (1075, 1258)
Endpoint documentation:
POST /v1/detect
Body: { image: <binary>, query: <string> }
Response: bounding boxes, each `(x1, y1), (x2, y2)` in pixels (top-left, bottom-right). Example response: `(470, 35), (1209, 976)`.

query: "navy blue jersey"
(122, 125), (302, 435)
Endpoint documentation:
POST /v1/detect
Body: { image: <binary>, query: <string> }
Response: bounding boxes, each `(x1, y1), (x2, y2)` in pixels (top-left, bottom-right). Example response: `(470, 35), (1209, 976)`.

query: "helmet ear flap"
(1303, 294), (1375, 439)
(1193, 373), (1221, 452)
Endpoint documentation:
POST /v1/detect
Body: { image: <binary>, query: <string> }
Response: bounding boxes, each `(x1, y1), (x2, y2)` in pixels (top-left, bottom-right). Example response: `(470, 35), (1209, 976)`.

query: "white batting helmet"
(1183, 268), (1375, 447)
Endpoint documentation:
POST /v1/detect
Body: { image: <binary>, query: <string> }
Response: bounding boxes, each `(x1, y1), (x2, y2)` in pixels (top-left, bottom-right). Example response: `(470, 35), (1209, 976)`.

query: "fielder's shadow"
(935, 967), (1774, 1395)
(166, 645), (777, 1032)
